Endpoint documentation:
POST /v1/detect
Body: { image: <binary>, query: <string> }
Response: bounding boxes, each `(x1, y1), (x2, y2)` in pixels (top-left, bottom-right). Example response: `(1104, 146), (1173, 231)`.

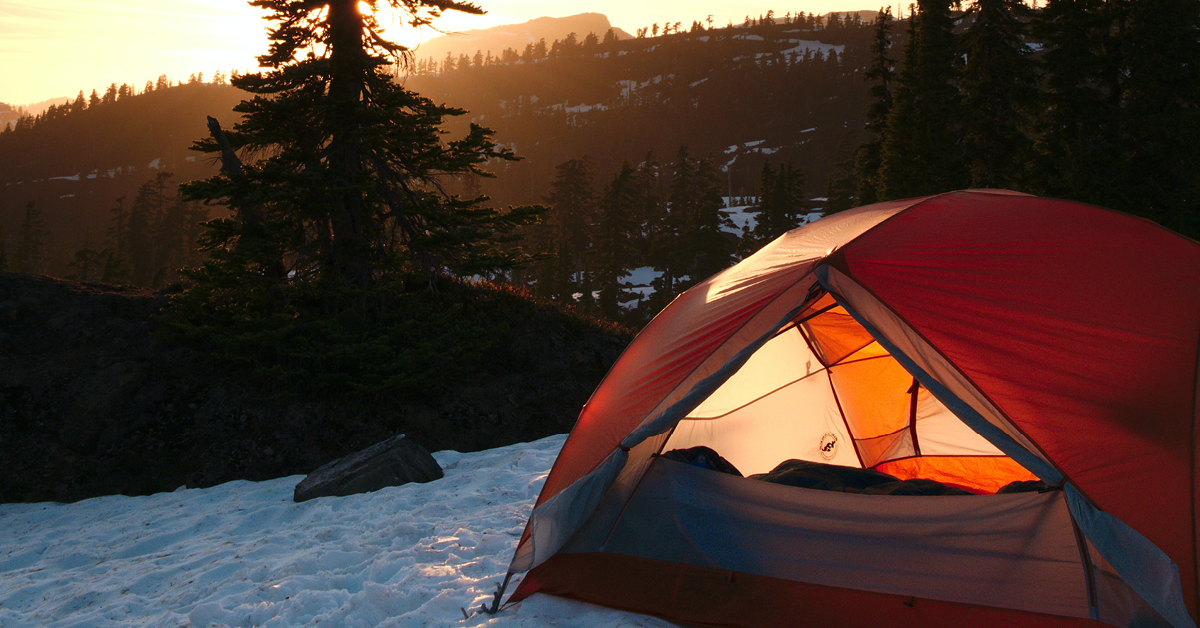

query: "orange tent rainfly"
(494, 190), (1200, 628)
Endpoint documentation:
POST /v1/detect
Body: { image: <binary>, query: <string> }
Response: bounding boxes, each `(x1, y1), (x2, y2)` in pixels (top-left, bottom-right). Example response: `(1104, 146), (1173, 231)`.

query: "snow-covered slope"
(0, 435), (671, 628)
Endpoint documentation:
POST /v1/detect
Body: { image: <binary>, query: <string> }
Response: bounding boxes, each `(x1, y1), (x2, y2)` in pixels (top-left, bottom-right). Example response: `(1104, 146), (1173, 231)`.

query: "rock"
(293, 435), (443, 502)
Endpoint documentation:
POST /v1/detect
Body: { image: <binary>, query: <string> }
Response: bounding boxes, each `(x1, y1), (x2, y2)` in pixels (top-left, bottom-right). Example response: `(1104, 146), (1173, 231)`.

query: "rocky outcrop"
(293, 435), (443, 502)
(0, 272), (629, 503)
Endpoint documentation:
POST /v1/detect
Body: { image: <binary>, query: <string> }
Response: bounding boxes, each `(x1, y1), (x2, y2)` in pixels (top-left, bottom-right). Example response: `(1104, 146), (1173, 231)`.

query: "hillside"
(0, 272), (629, 503)
(406, 17), (877, 209)
(0, 13), (879, 279)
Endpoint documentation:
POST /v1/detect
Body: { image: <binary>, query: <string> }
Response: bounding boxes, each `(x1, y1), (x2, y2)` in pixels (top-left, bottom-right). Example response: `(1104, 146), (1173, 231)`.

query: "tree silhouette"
(16, 201), (50, 274)
(593, 162), (641, 318)
(878, 0), (968, 199)
(182, 0), (539, 289)
(855, 8), (895, 206)
(958, 0), (1038, 189)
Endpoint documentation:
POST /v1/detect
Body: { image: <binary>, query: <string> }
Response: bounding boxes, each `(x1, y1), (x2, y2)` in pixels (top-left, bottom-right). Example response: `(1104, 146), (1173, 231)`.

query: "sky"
(0, 0), (879, 107)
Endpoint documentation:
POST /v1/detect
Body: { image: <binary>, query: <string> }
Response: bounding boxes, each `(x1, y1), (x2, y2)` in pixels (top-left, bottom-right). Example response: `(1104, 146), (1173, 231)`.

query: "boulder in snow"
(293, 434), (442, 502)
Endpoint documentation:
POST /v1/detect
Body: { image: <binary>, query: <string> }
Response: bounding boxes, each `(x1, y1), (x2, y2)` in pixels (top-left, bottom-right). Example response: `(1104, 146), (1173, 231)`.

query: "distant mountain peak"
(411, 13), (632, 61)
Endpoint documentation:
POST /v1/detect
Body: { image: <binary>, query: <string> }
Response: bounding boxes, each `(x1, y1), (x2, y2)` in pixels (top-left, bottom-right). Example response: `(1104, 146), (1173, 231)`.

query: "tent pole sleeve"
(815, 264), (1197, 628)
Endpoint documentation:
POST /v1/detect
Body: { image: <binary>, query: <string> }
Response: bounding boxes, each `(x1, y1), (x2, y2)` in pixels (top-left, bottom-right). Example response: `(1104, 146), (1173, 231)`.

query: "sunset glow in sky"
(1, 0), (879, 106)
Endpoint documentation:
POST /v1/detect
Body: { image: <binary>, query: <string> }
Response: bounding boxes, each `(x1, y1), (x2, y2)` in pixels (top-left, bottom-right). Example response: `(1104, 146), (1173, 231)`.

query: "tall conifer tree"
(1030, 0), (1115, 202)
(1115, 0), (1200, 238)
(958, 0), (1038, 189)
(855, 8), (895, 206)
(16, 201), (50, 274)
(879, 0), (968, 199)
(182, 0), (538, 289)
(535, 157), (596, 299)
(593, 162), (641, 319)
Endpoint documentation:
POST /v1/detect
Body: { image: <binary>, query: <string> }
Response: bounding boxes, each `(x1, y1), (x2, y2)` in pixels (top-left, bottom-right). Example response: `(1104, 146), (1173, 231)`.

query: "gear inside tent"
(491, 190), (1200, 628)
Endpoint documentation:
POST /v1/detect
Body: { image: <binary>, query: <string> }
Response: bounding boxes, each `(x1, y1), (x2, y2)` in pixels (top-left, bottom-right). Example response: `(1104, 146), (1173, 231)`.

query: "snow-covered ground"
(0, 435), (673, 628)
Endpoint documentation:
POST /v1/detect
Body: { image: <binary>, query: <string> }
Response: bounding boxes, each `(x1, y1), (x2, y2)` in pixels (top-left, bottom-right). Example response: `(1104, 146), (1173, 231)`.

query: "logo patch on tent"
(819, 433), (838, 460)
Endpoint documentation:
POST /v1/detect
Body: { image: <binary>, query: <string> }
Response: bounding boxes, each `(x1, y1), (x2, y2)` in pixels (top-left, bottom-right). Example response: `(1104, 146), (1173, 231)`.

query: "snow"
(47, 174), (80, 181)
(778, 40), (844, 59)
(564, 103), (606, 114)
(724, 204), (758, 233)
(148, 158), (162, 169)
(621, 266), (664, 302)
(0, 435), (674, 628)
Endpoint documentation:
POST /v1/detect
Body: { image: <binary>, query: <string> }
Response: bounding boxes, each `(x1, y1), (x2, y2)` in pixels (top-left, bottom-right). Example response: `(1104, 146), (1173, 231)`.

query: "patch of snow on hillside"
(689, 78), (708, 88)
(148, 158), (162, 169)
(725, 205), (758, 233)
(621, 267), (663, 302)
(779, 40), (844, 59)
(48, 174), (80, 182)
(565, 103), (607, 114)
(0, 435), (679, 628)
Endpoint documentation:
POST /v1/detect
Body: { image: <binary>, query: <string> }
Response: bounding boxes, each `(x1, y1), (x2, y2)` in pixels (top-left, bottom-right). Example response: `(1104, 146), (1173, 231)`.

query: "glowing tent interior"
(495, 190), (1200, 628)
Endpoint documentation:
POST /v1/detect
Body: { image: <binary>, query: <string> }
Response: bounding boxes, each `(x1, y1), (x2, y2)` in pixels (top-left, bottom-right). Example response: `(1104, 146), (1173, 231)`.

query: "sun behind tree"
(182, 0), (540, 288)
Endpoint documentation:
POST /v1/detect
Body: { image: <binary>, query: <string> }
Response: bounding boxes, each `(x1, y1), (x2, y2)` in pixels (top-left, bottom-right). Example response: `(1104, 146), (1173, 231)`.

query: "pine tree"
(750, 161), (807, 245)
(855, 8), (895, 205)
(958, 0), (1038, 189)
(652, 145), (698, 296)
(15, 201), (50, 274)
(103, 196), (131, 283)
(1030, 0), (1114, 202)
(532, 157), (596, 299)
(593, 162), (641, 318)
(126, 189), (154, 286)
(181, 0), (538, 290)
(685, 157), (736, 282)
(1113, 0), (1200, 238)
(68, 229), (103, 282)
(878, 0), (969, 199)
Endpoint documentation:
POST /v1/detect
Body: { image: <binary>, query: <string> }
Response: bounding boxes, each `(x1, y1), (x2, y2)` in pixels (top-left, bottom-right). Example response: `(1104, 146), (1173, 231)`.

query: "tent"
(496, 190), (1200, 628)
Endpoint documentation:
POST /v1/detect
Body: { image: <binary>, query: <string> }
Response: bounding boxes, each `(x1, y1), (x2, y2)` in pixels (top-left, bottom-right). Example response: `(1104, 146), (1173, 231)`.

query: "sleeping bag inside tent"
(498, 190), (1200, 628)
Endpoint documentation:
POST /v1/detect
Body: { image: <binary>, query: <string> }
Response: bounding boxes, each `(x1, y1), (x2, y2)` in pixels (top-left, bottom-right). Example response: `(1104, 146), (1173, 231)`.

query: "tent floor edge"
(513, 552), (1107, 628)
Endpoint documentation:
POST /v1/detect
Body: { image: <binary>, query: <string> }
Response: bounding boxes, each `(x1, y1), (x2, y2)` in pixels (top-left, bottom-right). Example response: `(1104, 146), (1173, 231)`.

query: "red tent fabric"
(502, 191), (1200, 628)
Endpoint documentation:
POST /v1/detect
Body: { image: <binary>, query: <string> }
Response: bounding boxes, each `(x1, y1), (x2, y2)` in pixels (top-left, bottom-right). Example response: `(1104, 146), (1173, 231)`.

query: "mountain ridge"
(409, 12), (633, 64)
